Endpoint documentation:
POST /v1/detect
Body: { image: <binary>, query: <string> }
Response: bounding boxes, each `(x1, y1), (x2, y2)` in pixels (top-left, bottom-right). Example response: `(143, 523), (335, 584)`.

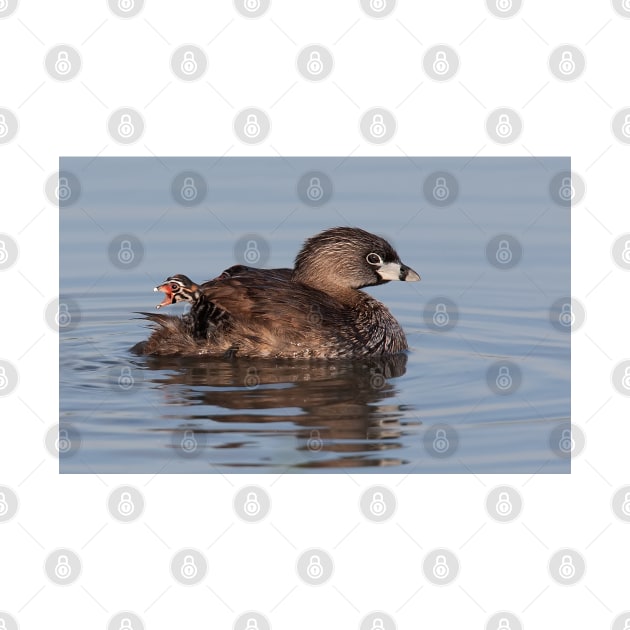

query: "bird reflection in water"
(141, 353), (418, 470)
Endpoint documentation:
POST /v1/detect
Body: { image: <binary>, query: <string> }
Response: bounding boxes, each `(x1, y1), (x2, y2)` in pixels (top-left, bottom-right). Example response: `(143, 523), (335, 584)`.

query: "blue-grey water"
(59, 157), (570, 473)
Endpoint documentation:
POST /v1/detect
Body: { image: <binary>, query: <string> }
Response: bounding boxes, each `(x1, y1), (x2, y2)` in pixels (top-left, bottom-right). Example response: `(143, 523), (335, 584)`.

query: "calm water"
(60, 157), (570, 473)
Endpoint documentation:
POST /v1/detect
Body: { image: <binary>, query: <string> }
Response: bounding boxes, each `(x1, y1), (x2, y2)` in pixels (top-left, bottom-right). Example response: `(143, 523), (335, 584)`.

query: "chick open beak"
(154, 283), (174, 309)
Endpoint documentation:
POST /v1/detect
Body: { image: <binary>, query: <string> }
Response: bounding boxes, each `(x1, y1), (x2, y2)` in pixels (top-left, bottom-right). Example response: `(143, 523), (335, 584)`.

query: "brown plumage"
(131, 227), (420, 359)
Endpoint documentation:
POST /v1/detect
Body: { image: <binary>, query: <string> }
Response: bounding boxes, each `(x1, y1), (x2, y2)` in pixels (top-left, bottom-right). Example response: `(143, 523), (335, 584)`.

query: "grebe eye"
(366, 253), (382, 265)
(170, 283), (179, 291)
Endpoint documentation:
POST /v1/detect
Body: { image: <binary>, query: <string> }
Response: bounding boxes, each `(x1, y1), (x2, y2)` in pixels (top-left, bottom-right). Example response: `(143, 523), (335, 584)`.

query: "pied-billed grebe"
(132, 227), (420, 359)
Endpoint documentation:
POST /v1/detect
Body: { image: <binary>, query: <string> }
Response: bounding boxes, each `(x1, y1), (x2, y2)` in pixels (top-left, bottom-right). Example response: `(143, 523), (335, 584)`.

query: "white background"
(0, 0), (629, 628)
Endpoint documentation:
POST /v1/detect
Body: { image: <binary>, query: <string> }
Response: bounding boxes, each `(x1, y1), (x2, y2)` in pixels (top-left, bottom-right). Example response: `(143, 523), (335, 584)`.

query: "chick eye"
(366, 253), (382, 265)
(170, 283), (179, 291)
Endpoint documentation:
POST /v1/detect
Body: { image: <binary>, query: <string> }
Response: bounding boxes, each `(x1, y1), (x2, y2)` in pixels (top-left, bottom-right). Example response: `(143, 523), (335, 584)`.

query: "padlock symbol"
(496, 366), (513, 390)
(181, 177), (198, 201)
(623, 619), (630, 630)
(181, 555), (198, 579)
(118, 491), (135, 516)
(54, 51), (72, 75)
(0, 366), (7, 389)
(118, 0), (135, 11)
(307, 51), (323, 75)
(0, 114), (8, 138)
(495, 114), (513, 138)
(559, 303), (574, 328)
(558, 554), (575, 579)
(495, 0), (512, 11)
(432, 303), (449, 328)
(432, 176), (449, 201)
(369, 114), (386, 138)
(117, 114), (135, 138)
(54, 554), (72, 579)
(244, 113), (261, 138)
(558, 51), (576, 75)
(306, 177), (323, 201)
(117, 240), (134, 264)
(559, 428), (574, 453)
(56, 176), (71, 202)
(57, 303), (72, 328)
(371, 619), (385, 630)
(558, 176), (573, 202)
(369, 0), (387, 11)
(244, 240), (260, 264)
(621, 240), (630, 264)
(370, 368), (385, 389)
(622, 366), (630, 390)
(623, 0), (630, 11)
(181, 51), (198, 75)
(495, 491), (513, 516)
(244, 0), (261, 11)
(306, 554), (323, 579)
(622, 114), (630, 138)
(57, 428), (71, 453)
(495, 240), (513, 264)
(307, 429), (323, 451)
(118, 366), (134, 389)
(0, 240), (8, 264)
(119, 618), (134, 630)
(181, 430), (197, 452)
(433, 428), (449, 453)
(432, 554), (449, 579)
(245, 619), (260, 630)
(244, 491), (260, 516)
(432, 50), (449, 75)
(621, 492), (630, 516)
(0, 492), (8, 516)
(497, 618), (512, 630)
(369, 491), (386, 516)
